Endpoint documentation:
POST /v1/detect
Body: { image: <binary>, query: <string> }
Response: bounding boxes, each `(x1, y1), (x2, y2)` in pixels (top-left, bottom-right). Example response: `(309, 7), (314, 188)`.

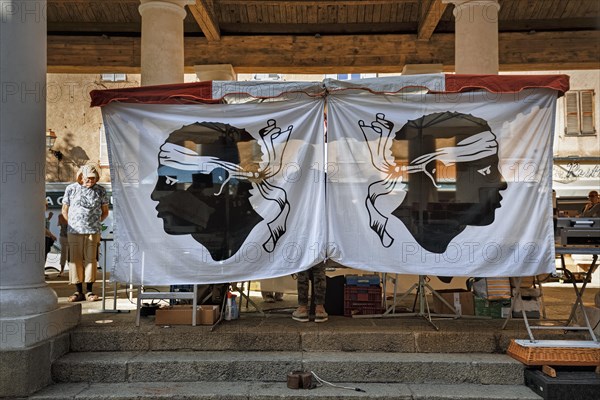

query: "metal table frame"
(96, 237), (130, 314)
(135, 285), (199, 326)
(556, 248), (599, 329)
(502, 247), (599, 343)
(231, 282), (265, 316)
(375, 274), (459, 331)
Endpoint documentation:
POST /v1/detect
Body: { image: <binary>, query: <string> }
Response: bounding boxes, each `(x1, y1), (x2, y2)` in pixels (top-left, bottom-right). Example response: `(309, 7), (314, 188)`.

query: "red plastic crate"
(344, 285), (381, 302)
(344, 285), (383, 317)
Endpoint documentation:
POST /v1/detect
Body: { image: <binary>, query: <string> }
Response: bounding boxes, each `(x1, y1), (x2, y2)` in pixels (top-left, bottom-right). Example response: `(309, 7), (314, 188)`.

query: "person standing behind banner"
(62, 165), (109, 302)
(45, 201), (57, 261)
(292, 264), (328, 323)
(57, 213), (69, 276)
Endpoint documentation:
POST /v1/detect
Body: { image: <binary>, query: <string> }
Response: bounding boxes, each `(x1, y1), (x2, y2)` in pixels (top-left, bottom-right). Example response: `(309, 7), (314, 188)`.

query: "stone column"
(0, 1), (55, 320)
(446, 0), (500, 74)
(139, 0), (193, 86)
(0, 1), (80, 397)
(194, 64), (236, 81)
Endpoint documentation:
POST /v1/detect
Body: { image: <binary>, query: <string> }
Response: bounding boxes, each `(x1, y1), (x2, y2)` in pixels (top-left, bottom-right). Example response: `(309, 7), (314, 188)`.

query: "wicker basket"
(507, 339), (600, 366)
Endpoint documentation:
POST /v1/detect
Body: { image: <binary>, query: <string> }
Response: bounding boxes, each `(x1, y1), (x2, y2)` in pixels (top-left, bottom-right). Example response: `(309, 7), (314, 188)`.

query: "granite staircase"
(26, 313), (548, 399)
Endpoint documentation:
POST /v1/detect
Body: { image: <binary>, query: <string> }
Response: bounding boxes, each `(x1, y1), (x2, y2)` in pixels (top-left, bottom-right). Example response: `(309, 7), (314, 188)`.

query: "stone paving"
(43, 272), (599, 343)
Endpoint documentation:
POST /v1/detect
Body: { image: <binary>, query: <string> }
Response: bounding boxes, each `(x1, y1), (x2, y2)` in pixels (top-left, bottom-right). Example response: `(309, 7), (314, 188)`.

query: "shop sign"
(552, 162), (600, 183)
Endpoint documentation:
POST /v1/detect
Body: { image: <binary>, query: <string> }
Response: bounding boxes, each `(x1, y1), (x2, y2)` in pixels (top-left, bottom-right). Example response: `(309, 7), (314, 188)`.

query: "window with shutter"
(579, 90), (595, 135)
(564, 90), (596, 136)
(565, 92), (580, 135)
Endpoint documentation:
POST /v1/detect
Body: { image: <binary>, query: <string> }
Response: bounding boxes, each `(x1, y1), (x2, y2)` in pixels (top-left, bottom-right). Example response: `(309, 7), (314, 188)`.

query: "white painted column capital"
(138, 0), (194, 86)
(139, 0), (191, 18)
(194, 64), (237, 81)
(444, 0), (500, 13)
(443, 0), (500, 74)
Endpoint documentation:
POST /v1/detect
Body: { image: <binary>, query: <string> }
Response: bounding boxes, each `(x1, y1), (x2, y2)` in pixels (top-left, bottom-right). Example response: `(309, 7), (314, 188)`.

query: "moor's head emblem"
(359, 112), (507, 253)
(151, 120), (292, 261)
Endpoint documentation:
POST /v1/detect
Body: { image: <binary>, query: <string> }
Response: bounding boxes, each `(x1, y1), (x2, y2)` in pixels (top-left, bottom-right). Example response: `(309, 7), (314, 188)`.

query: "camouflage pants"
(297, 264), (326, 306)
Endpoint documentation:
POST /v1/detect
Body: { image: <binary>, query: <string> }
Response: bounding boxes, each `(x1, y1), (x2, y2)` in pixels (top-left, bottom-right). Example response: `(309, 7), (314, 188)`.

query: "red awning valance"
(443, 74), (569, 96)
(90, 81), (216, 107)
(90, 74), (570, 107)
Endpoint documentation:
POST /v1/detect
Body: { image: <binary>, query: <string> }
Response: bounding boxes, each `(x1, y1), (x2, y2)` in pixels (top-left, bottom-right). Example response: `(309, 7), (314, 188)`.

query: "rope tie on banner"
(310, 371), (366, 392)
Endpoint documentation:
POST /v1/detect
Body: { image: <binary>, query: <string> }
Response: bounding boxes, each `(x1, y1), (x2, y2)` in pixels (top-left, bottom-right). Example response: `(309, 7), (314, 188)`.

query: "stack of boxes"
(344, 274), (383, 317)
(472, 277), (512, 318)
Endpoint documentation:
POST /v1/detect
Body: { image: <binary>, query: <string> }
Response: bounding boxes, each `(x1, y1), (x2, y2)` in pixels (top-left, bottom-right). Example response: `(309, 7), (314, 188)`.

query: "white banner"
(99, 78), (563, 283)
(103, 98), (326, 284)
(326, 89), (557, 277)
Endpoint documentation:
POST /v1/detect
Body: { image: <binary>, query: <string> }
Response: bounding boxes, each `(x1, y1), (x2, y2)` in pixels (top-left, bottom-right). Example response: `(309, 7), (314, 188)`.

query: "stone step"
(68, 319), (585, 354)
(28, 381), (542, 400)
(52, 351), (525, 386)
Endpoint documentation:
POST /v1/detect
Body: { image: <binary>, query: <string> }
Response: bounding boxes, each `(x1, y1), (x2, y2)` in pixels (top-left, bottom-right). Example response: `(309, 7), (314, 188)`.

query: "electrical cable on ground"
(310, 371), (366, 392)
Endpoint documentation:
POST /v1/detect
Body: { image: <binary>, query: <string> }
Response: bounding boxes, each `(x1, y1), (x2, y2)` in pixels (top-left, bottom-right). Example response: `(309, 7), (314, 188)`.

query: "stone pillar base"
(0, 304), (80, 397)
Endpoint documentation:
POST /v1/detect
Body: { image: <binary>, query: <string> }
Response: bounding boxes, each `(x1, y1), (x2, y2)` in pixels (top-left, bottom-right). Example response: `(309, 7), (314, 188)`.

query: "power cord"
(310, 371), (366, 392)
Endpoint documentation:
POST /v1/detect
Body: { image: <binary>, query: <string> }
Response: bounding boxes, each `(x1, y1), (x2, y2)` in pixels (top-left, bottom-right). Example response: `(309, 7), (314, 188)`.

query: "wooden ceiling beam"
(219, 1), (418, 5)
(188, 0), (221, 41)
(418, 0), (448, 41)
(219, 22), (417, 34)
(47, 30), (600, 74)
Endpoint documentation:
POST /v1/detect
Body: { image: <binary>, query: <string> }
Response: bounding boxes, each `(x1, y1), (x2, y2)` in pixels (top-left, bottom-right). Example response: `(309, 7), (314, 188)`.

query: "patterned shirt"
(63, 183), (109, 234)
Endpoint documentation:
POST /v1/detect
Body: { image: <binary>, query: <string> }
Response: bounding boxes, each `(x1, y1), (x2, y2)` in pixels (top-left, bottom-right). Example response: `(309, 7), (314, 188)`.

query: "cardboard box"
(155, 305), (219, 326)
(199, 305), (220, 325)
(433, 289), (474, 316)
(155, 305), (197, 325)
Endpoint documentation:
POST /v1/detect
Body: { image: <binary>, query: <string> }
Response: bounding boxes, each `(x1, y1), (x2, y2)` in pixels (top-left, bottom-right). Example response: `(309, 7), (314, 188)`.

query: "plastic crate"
(345, 285), (381, 302)
(344, 285), (383, 317)
(474, 297), (511, 319)
(345, 274), (381, 286)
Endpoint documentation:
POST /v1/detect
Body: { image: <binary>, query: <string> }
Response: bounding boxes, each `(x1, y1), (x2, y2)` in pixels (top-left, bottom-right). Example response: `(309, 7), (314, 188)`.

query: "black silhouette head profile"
(391, 112), (507, 253)
(151, 122), (263, 261)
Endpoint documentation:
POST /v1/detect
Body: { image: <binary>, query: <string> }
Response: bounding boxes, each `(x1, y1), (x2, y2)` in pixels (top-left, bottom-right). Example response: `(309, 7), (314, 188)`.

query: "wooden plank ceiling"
(47, 0), (600, 73)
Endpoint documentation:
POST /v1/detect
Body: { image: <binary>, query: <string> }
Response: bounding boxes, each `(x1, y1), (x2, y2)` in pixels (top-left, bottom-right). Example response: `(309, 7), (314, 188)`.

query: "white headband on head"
(158, 142), (258, 195)
(155, 119), (293, 255)
(159, 142), (255, 178)
(403, 130), (498, 187)
(410, 130), (498, 167)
